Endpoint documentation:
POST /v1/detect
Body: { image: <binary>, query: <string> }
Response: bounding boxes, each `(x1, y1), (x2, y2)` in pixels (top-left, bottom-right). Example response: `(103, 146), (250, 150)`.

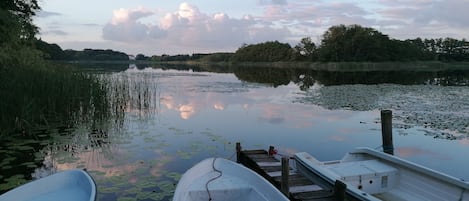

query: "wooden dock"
(236, 144), (346, 201)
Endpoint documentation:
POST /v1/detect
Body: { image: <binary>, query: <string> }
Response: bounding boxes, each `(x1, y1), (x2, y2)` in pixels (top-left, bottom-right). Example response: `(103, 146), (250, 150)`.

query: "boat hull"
(295, 147), (469, 201)
(173, 157), (289, 201)
(0, 169), (96, 201)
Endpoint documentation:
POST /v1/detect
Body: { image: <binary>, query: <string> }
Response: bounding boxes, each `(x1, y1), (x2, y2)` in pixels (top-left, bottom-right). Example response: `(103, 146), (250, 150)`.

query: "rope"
(205, 157), (222, 201)
(459, 188), (466, 201)
(226, 151), (236, 160)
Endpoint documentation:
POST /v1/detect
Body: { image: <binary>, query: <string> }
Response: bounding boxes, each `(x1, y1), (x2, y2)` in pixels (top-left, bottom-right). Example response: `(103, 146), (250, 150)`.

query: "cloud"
(258, 0), (288, 6)
(96, 1), (468, 55)
(42, 30), (68, 36)
(37, 11), (62, 18)
(102, 3), (291, 53)
(102, 7), (154, 42)
(374, 0), (469, 39)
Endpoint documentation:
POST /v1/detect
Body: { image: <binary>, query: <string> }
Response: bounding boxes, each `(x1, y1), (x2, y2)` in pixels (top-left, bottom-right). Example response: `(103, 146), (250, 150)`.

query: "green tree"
(232, 41), (293, 62)
(317, 24), (392, 62)
(0, 0), (42, 68)
(294, 37), (317, 61)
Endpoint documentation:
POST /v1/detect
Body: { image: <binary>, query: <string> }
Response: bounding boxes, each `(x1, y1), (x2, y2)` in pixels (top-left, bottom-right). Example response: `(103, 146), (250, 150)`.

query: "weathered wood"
(239, 147), (338, 201)
(268, 171), (297, 177)
(281, 157), (290, 196)
(290, 184), (323, 193)
(269, 146), (275, 156)
(334, 180), (346, 201)
(258, 161), (282, 167)
(236, 142), (241, 163)
(381, 110), (394, 155)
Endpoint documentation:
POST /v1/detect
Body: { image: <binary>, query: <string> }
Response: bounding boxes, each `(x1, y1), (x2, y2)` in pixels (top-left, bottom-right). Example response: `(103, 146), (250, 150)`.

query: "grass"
(0, 62), (110, 136)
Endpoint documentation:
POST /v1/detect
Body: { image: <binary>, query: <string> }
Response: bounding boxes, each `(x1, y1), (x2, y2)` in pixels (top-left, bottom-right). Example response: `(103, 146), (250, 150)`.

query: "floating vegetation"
(0, 175), (28, 191)
(298, 84), (469, 139)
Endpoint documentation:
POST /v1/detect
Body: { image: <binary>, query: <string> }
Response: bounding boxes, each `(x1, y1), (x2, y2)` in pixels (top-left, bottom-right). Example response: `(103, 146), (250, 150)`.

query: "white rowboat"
(173, 157), (289, 201)
(295, 147), (469, 201)
(0, 169), (96, 201)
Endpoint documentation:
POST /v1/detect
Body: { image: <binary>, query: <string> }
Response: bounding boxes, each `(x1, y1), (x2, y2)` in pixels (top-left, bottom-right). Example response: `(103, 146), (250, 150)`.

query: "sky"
(34, 0), (469, 55)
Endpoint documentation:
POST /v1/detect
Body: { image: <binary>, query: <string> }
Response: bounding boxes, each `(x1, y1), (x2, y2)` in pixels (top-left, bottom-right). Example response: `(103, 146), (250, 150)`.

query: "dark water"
(1, 64), (469, 200)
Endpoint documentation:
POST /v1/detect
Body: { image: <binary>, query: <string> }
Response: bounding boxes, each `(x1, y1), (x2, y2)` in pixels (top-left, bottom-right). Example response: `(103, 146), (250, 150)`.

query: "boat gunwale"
(294, 152), (381, 201)
(351, 147), (469, 189)
(173, 157), (289, 201)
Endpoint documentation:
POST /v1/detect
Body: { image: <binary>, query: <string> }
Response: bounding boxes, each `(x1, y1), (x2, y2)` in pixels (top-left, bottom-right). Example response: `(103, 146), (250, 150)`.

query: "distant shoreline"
(64, 60), (469, 72)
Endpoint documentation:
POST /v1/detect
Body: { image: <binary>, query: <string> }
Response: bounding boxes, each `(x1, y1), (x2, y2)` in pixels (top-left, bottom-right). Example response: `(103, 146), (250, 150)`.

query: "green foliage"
(0, 64), (110, 136)
(35, 39), (65, 60)
(313, 24), (469, 62)
(0, 5), (43, 68)
(197, 53), (234, 62)
(232, 41), (293, 62)
(135, 54), (149, 61)
(150, 54), (191, 62)
(63, 49), (129, 61)
(0, 0), (39, 42)
(317, 24), (392, 62)
(0, 0), (114, 137)
(294, 37), (317, 61)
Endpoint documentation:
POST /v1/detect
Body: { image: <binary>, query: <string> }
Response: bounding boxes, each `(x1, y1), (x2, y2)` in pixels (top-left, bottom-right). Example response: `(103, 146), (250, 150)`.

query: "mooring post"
(334, 180), (346, 201)
(281, 156), (290, 197)
(381, 110), (394, 155)
(268, 146), (275, 156)
(236, 142), (241, 163)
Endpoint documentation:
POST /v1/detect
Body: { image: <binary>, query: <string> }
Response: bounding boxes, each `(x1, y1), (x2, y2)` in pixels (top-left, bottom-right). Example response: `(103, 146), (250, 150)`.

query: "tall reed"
(0, 63), (110, 136)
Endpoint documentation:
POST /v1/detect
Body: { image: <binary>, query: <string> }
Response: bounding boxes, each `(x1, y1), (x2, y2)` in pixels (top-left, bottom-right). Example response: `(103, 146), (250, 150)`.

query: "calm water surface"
(1, 64), (468, 200)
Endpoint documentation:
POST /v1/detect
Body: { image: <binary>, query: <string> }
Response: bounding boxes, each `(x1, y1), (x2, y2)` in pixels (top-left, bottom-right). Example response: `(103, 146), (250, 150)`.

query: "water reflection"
(1, 64), (468, 200)
(233, 66), (469, 87)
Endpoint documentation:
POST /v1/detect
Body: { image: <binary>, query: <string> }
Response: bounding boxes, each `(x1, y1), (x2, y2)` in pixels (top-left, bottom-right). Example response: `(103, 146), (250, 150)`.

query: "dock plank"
(238, 148), (340, 201)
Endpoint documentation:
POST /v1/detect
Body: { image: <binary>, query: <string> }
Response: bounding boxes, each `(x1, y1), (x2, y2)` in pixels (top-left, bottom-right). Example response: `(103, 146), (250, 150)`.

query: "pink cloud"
(102, 3), (291, 53)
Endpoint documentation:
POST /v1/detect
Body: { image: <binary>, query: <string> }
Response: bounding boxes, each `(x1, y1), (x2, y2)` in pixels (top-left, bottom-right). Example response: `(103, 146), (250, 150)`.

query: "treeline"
(35, 24), (469, 63)
(232, 25), (469, 62)
(134, 24), (469, 63)
(35, 39), (128, 61)
(137, 53), (233, 62)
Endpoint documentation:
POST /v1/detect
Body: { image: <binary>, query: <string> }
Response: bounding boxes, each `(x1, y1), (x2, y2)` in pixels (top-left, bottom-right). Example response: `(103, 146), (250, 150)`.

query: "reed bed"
(0, 63), (110, 136)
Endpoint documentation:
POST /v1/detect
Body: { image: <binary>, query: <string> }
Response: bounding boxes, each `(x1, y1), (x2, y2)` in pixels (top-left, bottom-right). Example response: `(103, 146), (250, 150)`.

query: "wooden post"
(334, 180), (346, 201)
(236, 142), (241, 163)
(281, 156), (290, 197)
(268, 146), (275, 156)
(381, 110), (394, 155)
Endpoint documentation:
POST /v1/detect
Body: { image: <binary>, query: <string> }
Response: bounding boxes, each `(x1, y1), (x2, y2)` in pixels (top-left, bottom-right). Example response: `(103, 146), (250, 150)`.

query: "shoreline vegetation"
(1, 1), (110, 136)
(160, 60), (469, 72)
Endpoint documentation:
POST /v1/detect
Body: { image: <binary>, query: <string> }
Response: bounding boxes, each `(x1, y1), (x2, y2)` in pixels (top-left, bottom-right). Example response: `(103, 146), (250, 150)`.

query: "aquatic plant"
(0, 63), (110, 136)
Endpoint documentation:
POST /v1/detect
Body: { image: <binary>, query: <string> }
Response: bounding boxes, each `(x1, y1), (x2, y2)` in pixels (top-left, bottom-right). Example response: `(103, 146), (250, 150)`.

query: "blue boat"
(0, 169), (96, 201)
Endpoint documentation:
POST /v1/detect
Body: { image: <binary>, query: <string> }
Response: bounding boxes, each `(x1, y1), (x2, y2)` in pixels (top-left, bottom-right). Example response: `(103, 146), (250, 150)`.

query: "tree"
(35, 39), (65, 60)
(0, 0), (42, 68)
(317, 24), (392, 62)
(135, 54), (148, 61)
(294, 37), (317, 61)
(0, 0), (40, 42)
(232, 41), (293, 62)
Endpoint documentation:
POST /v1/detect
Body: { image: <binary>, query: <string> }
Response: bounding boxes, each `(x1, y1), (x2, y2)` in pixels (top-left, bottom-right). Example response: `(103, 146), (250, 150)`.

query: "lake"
(1, 63), (468, 200)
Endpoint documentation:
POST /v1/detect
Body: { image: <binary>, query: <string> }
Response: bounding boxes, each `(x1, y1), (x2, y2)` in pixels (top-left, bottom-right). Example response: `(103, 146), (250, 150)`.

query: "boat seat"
(326, 159), (399, 194)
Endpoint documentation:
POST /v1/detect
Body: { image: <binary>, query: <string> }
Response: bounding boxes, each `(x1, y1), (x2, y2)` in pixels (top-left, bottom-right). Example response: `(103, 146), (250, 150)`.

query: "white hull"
(295, 147), (469, 201)
(173, 157), (289, 201)
(0, 169), (96, 201)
